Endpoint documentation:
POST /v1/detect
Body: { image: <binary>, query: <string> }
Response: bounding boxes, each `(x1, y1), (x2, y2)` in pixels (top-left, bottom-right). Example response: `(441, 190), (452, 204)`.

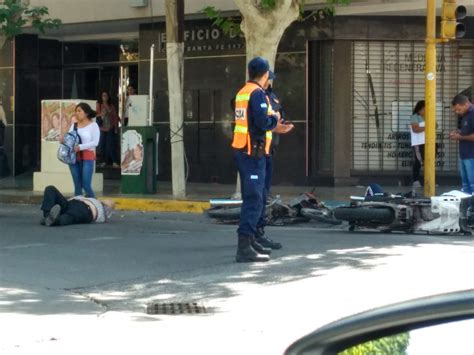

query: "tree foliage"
(201, 5), (240, 36)
(0, 0), (61, 39)
(339, 333), (410, 355)
(203, 0), (351, 36)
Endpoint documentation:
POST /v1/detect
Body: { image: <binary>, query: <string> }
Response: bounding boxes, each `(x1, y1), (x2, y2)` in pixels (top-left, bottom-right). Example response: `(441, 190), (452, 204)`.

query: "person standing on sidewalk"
(68, 103), (100, 198)
(123, 84), (136, 127)
(232, 56), (292, 263)
(96, 91), (120, 168)
(449, 94), (474, 194)
(254, 72), (294, 250)
(410, 100), (425, 188)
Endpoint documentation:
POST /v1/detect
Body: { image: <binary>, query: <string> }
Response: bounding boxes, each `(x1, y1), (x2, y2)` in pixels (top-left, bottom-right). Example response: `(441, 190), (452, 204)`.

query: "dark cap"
(248, 57), (270, 78)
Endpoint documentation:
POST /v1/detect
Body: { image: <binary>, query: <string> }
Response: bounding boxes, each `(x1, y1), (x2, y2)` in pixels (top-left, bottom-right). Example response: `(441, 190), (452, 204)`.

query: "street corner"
(106, 197), (210, 214)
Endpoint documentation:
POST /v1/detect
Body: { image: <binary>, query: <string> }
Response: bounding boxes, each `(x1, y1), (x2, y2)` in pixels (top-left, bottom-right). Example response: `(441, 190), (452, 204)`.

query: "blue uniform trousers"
(235, 150), (266, 237)
(256, 155), (273, 229)
(264, 154), (273, 196)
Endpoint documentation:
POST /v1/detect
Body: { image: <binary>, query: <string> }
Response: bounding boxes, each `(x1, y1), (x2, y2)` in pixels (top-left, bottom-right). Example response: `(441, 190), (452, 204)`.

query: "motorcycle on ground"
(333, 190), (474, 235)
(205, 192), (342, 226)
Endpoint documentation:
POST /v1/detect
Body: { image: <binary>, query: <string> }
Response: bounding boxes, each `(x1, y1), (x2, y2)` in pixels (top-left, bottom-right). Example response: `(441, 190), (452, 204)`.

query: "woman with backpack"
(68, 102), (100, 198)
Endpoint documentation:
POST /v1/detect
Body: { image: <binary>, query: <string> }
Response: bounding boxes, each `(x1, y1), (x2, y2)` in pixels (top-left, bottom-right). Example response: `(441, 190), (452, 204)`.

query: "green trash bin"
(120, 126), (158, 194)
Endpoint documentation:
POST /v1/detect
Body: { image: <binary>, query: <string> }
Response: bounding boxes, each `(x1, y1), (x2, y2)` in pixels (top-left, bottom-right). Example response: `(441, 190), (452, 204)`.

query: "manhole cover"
(146, 302), (207, 315)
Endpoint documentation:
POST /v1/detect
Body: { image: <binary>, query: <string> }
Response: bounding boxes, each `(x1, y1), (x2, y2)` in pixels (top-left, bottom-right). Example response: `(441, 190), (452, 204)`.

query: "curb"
(109, 197), (210, 213)
(0, 195), (43, 205)
(0, 194), (210, 214)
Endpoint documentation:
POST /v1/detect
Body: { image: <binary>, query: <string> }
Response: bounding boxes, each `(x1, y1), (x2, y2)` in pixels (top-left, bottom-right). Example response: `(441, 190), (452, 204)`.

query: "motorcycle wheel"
(334, 206), (395, 224)
(205, 206), (241, 220)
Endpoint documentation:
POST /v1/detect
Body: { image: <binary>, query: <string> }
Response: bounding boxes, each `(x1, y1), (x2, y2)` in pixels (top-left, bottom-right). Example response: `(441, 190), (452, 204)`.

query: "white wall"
(29, 0), (430, 25)
(26, 0), (451, 34)
(29, 0), (239, 24)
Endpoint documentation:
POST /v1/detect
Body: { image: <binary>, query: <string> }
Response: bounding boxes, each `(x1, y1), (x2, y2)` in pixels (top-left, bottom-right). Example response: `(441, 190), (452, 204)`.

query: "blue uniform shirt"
(459, 105), (474, 159)
(266, 86), (284, 119)
(247, 81), (278, 144)
(266, 86), (285, 149)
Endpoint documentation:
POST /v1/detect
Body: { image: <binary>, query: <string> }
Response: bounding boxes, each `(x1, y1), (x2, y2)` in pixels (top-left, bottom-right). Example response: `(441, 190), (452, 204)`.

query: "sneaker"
(40, 217), (46, 226)
(412, 181), (422, 188)
(45, 204), (61, 226)
(98, 162), (107, 168)
(112, 163), (120, 169)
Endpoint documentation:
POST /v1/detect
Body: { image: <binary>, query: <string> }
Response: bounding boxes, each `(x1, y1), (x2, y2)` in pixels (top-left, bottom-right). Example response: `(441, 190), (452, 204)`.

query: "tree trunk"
(235, 0), (300, 71)
(166, 0), (186, 199)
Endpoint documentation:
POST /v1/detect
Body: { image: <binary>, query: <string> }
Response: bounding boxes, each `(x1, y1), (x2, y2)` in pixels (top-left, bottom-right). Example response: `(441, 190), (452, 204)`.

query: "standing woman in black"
(96, 91), (120, 168)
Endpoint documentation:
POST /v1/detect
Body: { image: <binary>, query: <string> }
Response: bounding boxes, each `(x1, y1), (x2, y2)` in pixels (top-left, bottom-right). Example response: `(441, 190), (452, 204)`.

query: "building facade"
(1, 0), (473, 186)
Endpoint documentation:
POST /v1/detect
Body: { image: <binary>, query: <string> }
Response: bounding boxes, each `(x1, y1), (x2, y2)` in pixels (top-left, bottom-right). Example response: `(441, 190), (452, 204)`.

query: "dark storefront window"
(0, 68), (13, 180)
(309, 41), (334, 175)
(63, 43), (125, 65)
(351, 41), (469, 173)
(139, 52), (308, 183)
(63, 68), (99, 100)
(62, 40), (138, 110)
(272, 52), (307, 184)
(0, 41), (14, 180)
(139, 19), (308, 184)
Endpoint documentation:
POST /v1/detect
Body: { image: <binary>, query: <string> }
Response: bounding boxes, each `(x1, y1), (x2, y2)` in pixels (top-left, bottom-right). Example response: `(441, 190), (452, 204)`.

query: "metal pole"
(149, 44), (155, 126)
(424, 0), (436, 197)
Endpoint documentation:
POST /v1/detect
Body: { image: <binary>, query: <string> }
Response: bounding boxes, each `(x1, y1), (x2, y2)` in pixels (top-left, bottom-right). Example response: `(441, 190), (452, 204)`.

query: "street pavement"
(0, 203), (473, 354)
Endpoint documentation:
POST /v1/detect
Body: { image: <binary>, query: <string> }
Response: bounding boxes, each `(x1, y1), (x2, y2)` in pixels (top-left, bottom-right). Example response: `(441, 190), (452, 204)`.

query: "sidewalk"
(0, 174), (463, 213)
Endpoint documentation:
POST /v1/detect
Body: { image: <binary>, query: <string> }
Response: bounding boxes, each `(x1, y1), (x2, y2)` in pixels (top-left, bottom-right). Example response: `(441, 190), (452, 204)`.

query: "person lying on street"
(40, 185), (114, 226)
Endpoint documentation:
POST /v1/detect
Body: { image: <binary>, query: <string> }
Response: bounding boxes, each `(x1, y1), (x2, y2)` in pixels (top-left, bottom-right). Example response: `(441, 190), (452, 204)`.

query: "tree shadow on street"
(1, 210), (473, 318)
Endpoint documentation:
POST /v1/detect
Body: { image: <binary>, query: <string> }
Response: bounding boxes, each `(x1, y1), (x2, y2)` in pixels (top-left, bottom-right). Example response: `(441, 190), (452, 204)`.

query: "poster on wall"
(42, 100), (97, 142)
(121, 130), (143, 175)
(61, 101), (79, 139)
(41, 101), (62, 141)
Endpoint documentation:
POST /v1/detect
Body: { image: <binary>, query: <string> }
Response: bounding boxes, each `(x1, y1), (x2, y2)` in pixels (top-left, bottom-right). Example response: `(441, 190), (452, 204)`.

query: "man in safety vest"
(232, 56), (293, 263)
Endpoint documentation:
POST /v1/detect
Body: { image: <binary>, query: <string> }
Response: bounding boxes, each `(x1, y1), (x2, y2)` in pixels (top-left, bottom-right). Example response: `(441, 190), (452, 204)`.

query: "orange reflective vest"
(231, 82), (273, 155)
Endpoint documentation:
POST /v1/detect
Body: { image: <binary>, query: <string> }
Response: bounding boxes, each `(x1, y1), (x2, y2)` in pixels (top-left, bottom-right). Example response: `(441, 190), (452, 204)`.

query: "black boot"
(236, 235), (270, 263)
(255, 227), (282, 250)
(250, 235), (271, 255)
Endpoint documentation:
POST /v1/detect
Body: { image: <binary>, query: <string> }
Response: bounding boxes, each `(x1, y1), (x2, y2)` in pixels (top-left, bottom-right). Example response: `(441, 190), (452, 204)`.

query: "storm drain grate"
(146, 302), (207, 315)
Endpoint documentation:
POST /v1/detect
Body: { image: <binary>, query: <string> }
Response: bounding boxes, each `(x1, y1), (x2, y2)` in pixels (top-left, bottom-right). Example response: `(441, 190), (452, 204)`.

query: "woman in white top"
(410, 100), (425, 187)
(69, 103), (100, 197)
